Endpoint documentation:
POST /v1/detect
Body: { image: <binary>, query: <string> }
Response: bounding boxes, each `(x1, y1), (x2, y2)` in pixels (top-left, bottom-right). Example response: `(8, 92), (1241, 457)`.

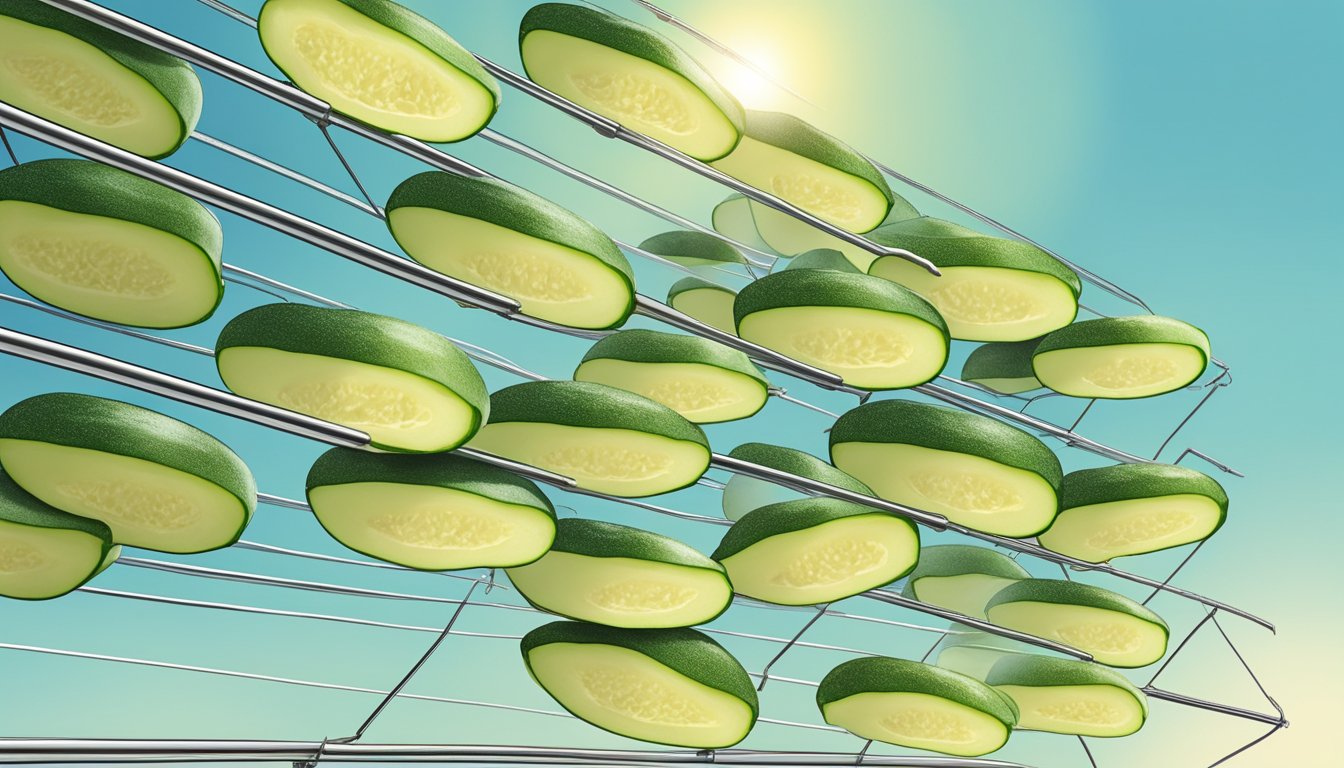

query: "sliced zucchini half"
(521, 621), (758, 748)
(961, 338), (1044, 395)
(468, 380), (711, 498)
(257, 0), (499, 142)
(817, 656), (1018, 757)
(305, 447), (556, 570)
(720, 442), (873, 523)
(0, 465), (113, 600)
(0, 159), (223, 329)
(830, 399), (1062, 537)
(900, 545), (1031, 620)
(215, 303), (489, 453)
(711, 194), (775, 254)
(711, 111), (895, 233)
(750, 196), (920, 271)
(985, 580), (1169, 668)
(868, 218), (1081, 342)
(734, 270), (949, 391)
(519, 3), (744, 161)
(712, 497), (919, 606)
(639, 230), (745, 269)
(386, 171), (635, 330)
(574, 329), (769, 424)
(1032, 316), (1211, 399)
(935, 632), (1036, 682)
(0, 0), (201, 158)
(986, 655), (1148, 737)
(1039, 463), (1229, 563)
(667, 277), (737, 335)
(0, 393), (256, 554)
(778, 248), (864, 274)
(507, 518), (731, 628)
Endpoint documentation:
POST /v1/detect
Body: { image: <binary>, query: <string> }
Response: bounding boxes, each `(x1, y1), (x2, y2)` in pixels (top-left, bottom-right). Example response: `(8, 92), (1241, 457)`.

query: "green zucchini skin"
(0, 0), (203, 158)
(902, 544), (1032, 582)
(984, 654), (1148, 718)
(985, 579), (1168, 631)
(870, 218), (1081, 296)
(579, 329), (766, 383)
(639, 231), (745, 265)
(668, 276), (732, 299)
(0, 392), (256, 523)
(0, 465), (114, 600)
(1035, 316), (1211, 359)
(726, 443), (873, 497)
(484, 380), (709, 449)
(829, 399), (1063, 490)
(961, 338), (1044, 382)
(817, 656), (1019, 727)
(215, 303), (490, 432)
(520, 619), (760, 715)
(781, 248), (864, 274)
(518, 2), (744, 160)
(544, 517), (719, 569)
(0, 159), (224, 328)
(305, 447), (555, 514)
(1061, 463), (1228, 515)
(712, 497), (917, 562)
(733, 269), (948, 334)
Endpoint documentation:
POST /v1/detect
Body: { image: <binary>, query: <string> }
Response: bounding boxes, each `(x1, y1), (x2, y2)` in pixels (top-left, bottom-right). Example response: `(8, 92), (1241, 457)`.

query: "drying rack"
(0, 1), (1285, 766)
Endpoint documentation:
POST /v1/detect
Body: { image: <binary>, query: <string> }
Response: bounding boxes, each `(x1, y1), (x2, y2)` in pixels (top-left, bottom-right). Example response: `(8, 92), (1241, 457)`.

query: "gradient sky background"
(1, 1), (1339, 766)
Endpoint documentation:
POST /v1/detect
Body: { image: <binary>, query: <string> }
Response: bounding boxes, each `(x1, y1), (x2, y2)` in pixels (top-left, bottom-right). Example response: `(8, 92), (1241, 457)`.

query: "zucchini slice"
(734, 270), (949, 390)
(711, 194), (775, 254)
(935, 632), (1035, 681)
(507, 518), (731, 628)
(0, 159), (223, 329)
(0, 465), (113, 600)
(1032, 316), (1211, 399)
(467, 380), (711, 498)
(518, 3), (744, 161)
(0, 393), (256, 554)
(830, 400), (1063, 537)
(868, 218), (1081, 342)
(778, 247), (864, 274)
(257, 0), (499, 142)
(0, 0), (201, 158)
(215, 303), (489, 453)
(574, 329), (769, 424)
(639, 230), (746, 269)
(386, 171), (635, 330)
(305, 448), (556, 570)
(985, 580), (1169, 668)
(1038, 463), (1229, 563)
(750, 196), (920, 271)
(667, 277), (737, 335)
(986, 655), (1148, 737)
(720, 442), (873, 523)
(817, 657), (1018, 757)
(900, 545), (1031, 620)
(712, 497), (919, 606)
(710, 111), (895, 233)
(961, 338), (1044, 395)
(521, 621), (758, 748)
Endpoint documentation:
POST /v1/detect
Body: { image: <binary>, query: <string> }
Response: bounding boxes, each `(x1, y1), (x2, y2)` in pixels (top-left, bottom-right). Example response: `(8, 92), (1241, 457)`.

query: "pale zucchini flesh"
(831, 442), (1058, 537)
(258, 0), (497, 142)
(307, 481), (555, 570)
(869, 258), (1077, 342)
(0, 13), (195, 157)
(0, 519), (105, 600)
(910, 574), (1023, 621)
(668, 285), (737, 335)
(721, 475), (803, 522)
(1033, 343), (1207, 399)
(985, 601), (1168, 668)
(749, 200), (919, 271)
(995, 683), (1145, 737)
(387, 206), (633, 330)
(718, 515), (919, 606)
(822, 691), (1011, 757)
(937, 645), (1031, 682)
(711, 194), (774, 254)
(0, 200), (220, 329)
(573, 358), (767, 424)
(737, 306), (948, 390)
(1038, 493), (1224, 563)
(0, 439), (250, 554)
(216, 346), (479, 453)
(967, 376), (1041, 395)
(508, 550), (730, 628)
(468, 422), (709, 498)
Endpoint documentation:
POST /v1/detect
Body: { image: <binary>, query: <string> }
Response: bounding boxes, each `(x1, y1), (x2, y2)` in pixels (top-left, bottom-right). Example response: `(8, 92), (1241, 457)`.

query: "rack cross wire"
(0, 1), (1285, 766)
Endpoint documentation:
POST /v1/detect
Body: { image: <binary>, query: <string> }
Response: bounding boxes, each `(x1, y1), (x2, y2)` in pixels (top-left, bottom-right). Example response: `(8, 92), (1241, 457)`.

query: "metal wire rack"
(0, 1), (1285, 766)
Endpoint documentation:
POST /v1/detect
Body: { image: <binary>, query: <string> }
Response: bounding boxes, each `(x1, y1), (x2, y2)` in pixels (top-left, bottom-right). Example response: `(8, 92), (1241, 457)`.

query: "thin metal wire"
(311, 115), (385, 219)
(191, 131), (378, 216)
(0, 124), (18, 165)
(755, 605), (828, 691)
